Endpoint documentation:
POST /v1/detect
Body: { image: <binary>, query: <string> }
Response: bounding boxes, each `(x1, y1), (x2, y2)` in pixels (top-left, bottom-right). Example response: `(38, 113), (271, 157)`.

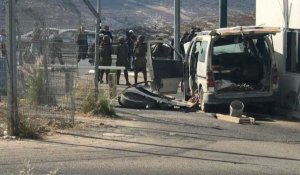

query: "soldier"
(49, 32), (64, 65)
(100, 25), (113, 42)
(88, 34), (104, 65)
(115, 37), (130, 85)
(152, 37), (172, 59)
(31, 22), (42, 57)
(0, 29), (6, 58)
(134, 35), (148, 86)
(126, 30), (137, 70)
(76, 25), (88, 62)
(98, 35), (113, 84)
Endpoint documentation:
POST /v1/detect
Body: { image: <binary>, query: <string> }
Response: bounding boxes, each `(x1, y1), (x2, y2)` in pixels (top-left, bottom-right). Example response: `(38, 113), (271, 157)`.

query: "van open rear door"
(147, 40), (183, 95)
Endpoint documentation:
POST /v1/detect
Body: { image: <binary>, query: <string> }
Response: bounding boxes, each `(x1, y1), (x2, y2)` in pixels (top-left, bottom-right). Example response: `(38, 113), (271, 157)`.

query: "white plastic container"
(230, 100), (244, 117)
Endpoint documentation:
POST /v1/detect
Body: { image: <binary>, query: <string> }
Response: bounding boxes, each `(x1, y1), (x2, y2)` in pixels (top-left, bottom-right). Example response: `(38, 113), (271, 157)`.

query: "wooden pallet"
(215, 114), (255, 124)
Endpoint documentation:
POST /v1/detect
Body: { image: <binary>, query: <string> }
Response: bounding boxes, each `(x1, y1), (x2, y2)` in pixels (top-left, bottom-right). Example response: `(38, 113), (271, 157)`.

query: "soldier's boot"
(124, 70), (130, 86)
(134, 71), (138, 84)
(116, 70), (121, 85)
(143, 71), (149, 87)
(105, 70), (110, 84)
(99, 70), (104, 83)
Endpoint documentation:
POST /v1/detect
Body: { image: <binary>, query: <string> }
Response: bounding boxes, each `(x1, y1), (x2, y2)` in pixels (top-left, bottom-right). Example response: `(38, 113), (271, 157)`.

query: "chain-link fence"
(0, 0), (106, 125)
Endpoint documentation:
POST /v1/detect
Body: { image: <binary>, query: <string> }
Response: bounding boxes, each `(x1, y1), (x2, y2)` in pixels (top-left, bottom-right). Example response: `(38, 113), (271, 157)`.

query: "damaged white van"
(147, 26), (280, 112)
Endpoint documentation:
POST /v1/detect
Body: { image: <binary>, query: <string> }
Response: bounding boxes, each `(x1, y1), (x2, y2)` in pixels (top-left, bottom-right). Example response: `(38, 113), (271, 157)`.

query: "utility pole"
(94, 0), (101, 97)
(6, 0), (18, 136)
(219, 0), (228, 28)
(174, 0), (180, 60)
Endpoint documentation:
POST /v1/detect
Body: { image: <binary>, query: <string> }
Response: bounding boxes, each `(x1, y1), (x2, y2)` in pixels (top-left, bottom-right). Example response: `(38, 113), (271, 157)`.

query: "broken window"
(212, 36), (272, 92)
(286, 30), (300, 73)
(195, 41), (208, 62)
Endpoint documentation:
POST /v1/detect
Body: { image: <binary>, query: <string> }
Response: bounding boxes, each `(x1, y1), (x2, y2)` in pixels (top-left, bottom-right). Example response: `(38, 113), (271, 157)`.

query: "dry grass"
(19, 160), (59, 175)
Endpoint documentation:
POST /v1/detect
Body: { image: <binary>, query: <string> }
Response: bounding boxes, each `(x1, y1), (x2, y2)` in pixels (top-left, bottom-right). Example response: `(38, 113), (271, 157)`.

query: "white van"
(147, 26), (280, 112)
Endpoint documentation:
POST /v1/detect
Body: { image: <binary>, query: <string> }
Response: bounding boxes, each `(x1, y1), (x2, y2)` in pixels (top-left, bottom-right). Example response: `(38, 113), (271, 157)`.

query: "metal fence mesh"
(4, 0), (99, 122)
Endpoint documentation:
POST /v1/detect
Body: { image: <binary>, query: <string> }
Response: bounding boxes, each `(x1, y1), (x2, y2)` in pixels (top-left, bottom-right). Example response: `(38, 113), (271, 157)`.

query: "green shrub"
(25, 69), (44, 105)
(81, 93), (115, 117)
(81, 93), (96, 114)
(18, 115), (41, 139)
(92, 96), (115, 116)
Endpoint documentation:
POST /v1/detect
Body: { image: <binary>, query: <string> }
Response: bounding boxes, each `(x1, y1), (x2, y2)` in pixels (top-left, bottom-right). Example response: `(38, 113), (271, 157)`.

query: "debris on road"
(118, 86), (197, 109)
(215, 113), (255, 124)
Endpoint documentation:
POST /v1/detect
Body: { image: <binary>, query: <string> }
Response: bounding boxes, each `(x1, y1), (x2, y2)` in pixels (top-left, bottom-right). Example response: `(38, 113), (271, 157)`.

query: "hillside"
(0, 0), (255, 37)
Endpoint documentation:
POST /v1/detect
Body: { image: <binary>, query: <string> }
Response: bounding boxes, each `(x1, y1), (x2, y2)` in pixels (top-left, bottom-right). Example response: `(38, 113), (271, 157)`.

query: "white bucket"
(230, 100), (244, 117)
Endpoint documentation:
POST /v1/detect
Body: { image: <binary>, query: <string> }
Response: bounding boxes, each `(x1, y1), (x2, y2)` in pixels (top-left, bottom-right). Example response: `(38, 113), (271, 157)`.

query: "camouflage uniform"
(49, 34), (64, 65)
(116, 37), (130, 85)
(134, 35), (148, 86)
(31, 27), (42, 57)
(88, 34), (104, 65)
(98, 35), (113, 83)
(76, 30), (88, 62)
(0, 32), (6, 58)
(126, 30), (137, 70)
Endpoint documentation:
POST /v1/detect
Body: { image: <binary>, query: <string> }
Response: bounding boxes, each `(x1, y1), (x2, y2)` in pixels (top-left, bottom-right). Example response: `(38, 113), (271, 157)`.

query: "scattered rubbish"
(3, 130), (7, 136)
(215, 113), (255, 124)
(215, 80), (255, 92)
(215, 79), (235, 90)
(103, 133), (126, 137)
(118, 86), (197, 109)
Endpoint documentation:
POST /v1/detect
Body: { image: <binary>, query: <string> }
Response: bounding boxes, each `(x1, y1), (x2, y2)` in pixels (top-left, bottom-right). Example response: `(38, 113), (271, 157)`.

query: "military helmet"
(138, 35), (145, 43)
(103, 35), (110, 44)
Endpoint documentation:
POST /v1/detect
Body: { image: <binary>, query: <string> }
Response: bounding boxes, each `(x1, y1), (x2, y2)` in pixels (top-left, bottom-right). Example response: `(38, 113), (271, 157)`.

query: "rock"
(3, 130), (7, 136)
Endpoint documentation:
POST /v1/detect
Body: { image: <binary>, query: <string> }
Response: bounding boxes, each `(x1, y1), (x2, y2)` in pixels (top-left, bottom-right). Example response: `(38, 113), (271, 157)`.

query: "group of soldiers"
(76, 25), (148, 86)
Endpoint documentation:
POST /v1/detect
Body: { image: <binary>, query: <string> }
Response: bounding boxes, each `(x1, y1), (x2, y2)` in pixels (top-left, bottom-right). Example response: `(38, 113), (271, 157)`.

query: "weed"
(25, 69), (44, 105)
(19, 160), (60, 175)
(19, 161), (34, 175)
(18, 115), (41, 139)
(81, 93), (115, 117)
(81, 92), (96, 114)
(47, 168), (59, 175)
(92, 96), (115, 116)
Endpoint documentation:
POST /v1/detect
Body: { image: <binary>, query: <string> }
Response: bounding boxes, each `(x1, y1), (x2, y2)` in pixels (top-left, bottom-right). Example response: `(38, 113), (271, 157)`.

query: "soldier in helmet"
(116, 37), (130, 85)
(134, 35), (148, 86)
(76, 25), (88, 62)
(88, 34), (104, 65)
(0, 29), (6, 58)
(98, 35), (113, 84)
(126, 30), (137, 70)
(49, 31), (64, 65)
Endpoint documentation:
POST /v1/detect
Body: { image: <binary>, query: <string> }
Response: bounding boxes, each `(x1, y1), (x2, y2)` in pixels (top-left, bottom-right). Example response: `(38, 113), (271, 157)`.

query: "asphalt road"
(1, 104), (300, 175)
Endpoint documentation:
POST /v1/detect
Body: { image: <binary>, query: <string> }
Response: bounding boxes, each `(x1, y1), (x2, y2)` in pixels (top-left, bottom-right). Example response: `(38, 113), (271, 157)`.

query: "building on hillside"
(256, 0), (300, 111)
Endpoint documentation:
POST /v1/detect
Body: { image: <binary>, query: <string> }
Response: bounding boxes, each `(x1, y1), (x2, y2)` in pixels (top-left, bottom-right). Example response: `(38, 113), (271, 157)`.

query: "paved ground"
(1, 59), (300, 174)
(1, 104), (300, 175)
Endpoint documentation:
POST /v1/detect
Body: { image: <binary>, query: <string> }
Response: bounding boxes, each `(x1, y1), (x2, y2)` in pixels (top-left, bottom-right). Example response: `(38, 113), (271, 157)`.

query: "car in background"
(50, 29), (95, 46)
(21, 28), (95, 46)
(20, 28), (60, 42)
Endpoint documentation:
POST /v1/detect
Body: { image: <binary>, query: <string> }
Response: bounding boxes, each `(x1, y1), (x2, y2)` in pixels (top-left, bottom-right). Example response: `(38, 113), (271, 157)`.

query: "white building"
(256, 0), (300, 111)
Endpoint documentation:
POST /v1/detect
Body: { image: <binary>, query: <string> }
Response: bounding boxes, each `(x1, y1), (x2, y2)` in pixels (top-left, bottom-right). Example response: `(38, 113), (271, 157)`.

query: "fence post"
(108, 73), (117, 99)
(6, 0), (18, 136)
